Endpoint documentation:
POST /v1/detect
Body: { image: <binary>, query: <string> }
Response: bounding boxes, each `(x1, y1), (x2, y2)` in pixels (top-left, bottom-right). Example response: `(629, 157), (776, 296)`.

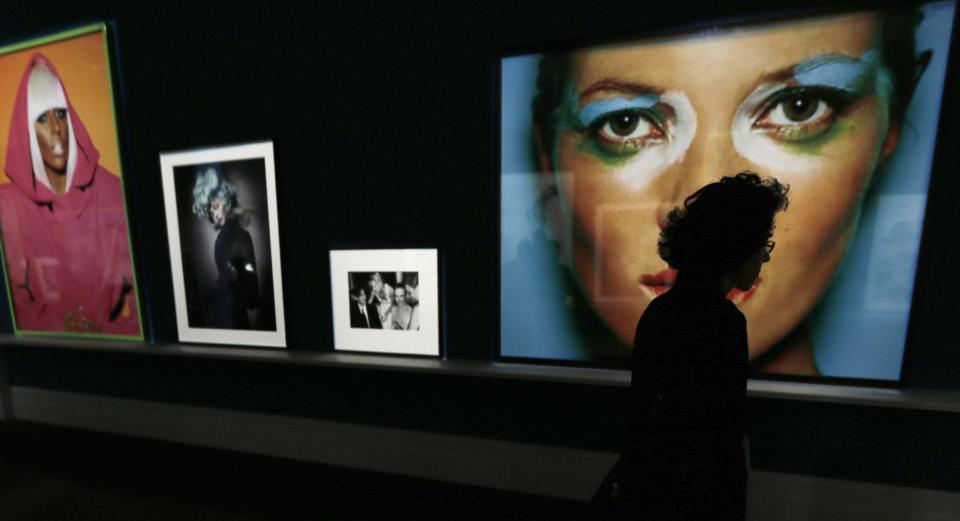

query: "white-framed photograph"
(329, 249), (440, 356)
(159, 141), (286, 348)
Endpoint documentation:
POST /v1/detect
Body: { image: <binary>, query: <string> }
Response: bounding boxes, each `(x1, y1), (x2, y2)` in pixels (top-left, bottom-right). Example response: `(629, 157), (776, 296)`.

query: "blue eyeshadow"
(793, 50), (879, 93)
(576, 95), (660, 127)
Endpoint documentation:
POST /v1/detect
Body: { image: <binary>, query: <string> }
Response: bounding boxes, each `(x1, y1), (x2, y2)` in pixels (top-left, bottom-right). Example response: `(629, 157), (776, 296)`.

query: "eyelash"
(577, 85), (856, 155)
(587, 109), (665, 154)
(35, 109), (68, 125)
(752, 87), (855, 141)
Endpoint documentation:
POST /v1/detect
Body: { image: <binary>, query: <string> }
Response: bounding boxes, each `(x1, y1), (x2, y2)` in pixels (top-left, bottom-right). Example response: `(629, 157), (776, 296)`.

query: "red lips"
(640, 268), (677, 296)
(639, 268), (760, 305)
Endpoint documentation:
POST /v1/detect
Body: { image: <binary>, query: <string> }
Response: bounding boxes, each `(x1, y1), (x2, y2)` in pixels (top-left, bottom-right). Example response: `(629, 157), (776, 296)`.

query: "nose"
(655, 117), (758, 221)
(50, 110), (62, 134)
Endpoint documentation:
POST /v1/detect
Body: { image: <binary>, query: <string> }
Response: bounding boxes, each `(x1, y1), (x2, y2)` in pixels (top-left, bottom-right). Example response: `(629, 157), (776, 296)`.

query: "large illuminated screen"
(500, 2), (955, 380)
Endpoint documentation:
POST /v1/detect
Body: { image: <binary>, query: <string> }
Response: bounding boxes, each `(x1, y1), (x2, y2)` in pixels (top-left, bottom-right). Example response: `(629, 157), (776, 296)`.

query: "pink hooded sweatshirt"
(0, 54), (139, 336)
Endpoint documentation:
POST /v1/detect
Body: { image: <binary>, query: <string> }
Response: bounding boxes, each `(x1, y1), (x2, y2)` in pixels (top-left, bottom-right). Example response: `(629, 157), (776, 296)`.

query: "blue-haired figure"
(192, 166), (260, 329)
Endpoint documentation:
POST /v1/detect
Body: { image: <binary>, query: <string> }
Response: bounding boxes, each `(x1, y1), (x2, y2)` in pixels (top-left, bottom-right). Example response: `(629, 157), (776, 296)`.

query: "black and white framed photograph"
(159, 141), (286, 347)
(330, 249), (439, 356)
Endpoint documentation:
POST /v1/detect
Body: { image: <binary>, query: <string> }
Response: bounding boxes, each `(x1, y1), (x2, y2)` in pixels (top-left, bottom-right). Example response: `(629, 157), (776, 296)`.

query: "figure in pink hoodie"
(0, 54), (139, 336)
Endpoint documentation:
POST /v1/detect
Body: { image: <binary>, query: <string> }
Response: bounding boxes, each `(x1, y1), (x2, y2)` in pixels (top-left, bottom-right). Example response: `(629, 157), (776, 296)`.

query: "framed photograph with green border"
(0, 23), (143, 339)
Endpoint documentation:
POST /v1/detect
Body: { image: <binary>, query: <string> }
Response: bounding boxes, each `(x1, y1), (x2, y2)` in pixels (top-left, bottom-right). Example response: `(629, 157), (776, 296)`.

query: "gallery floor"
(3, 420), (959, 520)
(0, 422), (586, 520)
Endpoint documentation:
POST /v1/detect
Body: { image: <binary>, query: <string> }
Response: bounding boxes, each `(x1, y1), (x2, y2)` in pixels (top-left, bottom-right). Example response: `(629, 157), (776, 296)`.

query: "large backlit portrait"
(160, 142), (286, 348)
(499, 2), (955, 380)
(0, 24), (142, 339)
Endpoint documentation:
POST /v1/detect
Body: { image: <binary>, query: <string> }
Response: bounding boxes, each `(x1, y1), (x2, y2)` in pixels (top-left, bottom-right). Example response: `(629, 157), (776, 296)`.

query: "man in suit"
(349, 286), (382, 328)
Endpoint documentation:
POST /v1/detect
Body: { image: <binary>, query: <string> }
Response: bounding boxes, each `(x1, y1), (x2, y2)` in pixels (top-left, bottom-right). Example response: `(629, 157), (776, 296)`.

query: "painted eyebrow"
(579, 79), (664, 99)
(750, 52), (859, 87)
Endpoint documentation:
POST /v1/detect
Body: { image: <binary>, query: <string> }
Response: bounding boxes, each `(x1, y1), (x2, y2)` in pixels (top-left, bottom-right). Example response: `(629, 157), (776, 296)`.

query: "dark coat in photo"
(350, 300), (381, 329)
(208, 216), (260, 329)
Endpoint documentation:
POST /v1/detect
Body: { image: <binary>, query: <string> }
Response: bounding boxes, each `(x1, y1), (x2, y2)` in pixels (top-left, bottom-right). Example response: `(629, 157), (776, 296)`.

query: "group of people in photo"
(349, 272), (420, 331)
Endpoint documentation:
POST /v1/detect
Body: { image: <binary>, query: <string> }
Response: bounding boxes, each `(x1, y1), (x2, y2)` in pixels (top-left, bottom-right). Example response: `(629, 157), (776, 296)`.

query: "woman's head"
(658, 172), (789, 281)
(530, 7), (929, 363)
(379, 282), (394, 304)
(401, 272), (420, 305)
(192, 166), (237, 227)
(27, 61), (77, 193)
(193, 165), (237, 227)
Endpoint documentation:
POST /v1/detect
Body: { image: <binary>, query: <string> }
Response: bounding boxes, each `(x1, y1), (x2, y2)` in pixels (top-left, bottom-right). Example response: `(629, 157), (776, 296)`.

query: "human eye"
(753, 87), (854, 142)
(36, 112), (48, 124)
(54, 108), (67, 120)
(589, 109), (665, 155)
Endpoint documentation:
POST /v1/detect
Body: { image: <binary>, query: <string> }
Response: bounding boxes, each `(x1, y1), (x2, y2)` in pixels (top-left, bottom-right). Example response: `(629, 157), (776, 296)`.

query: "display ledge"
(2, 335), (960, 413)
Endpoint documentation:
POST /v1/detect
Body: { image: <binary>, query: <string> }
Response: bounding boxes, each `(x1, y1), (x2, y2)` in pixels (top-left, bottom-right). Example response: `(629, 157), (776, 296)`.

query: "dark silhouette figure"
(612, 172), (789, 520)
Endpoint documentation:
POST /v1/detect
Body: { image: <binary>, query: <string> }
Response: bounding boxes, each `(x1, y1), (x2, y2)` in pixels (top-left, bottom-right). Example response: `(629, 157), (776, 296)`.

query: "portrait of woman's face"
(34, 107), (69, 174)
(502, 2), (953, 378)
(209, 196), (227, 227)
(537, 12), (905, 372)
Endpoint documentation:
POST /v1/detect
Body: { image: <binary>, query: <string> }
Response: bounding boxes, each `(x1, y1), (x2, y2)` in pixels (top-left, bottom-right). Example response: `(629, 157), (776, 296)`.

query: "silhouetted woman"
(623, 172), (788, 520)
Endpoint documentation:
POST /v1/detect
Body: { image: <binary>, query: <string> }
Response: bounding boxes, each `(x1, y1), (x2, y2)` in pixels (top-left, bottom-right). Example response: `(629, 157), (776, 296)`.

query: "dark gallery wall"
(1, 0), (960, 495)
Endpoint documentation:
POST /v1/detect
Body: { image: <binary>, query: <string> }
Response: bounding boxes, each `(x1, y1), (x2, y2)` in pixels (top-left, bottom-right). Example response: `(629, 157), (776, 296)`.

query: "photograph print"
(0, 24), (142, 339)
(331, 249), (439, 356)
(160, 141), (286, 347)
(347, 271), (422, 331)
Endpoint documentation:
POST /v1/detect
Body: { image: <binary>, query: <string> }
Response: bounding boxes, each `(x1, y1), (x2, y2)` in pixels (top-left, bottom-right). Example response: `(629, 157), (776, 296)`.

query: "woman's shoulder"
(712, 298), (747, 335)
(0, 184), (24, 222)
(647, 290), (744, 324)
(0, 183), (45, 218)
(634, 293), (679, 337)
(0, 181), (28, 200)
(0, 183), (19, 202)
(720, 298), (746, 320)
(646, 290), (688, 314)
(90, 165), (124, 198)
(639, 293), (670, 320)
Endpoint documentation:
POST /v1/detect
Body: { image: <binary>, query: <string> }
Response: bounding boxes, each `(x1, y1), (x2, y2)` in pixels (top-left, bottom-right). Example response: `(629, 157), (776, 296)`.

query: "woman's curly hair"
(658, 172), (789, 274)
(191, 165), (237, 223)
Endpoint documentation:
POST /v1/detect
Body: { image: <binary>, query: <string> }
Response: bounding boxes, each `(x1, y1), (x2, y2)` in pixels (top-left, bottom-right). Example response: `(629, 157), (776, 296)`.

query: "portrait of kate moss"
(500, 2), (955, 379)
(173, 159), (277, 332)
(0, 27), (141, 337)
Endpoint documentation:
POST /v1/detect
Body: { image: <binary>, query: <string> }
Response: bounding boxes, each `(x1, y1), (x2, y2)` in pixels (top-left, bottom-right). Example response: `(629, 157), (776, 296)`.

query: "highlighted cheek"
(609, 91), (698, 192)
(731, 109), (821, 174)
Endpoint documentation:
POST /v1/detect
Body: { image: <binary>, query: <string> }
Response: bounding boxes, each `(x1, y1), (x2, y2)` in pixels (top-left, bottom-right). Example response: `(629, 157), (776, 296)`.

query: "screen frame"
(493, 0), (960, 388)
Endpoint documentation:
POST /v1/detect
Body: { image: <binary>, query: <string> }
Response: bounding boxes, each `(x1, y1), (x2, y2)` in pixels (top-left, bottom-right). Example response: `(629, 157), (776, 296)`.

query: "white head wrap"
(27, 63), (77, 192)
